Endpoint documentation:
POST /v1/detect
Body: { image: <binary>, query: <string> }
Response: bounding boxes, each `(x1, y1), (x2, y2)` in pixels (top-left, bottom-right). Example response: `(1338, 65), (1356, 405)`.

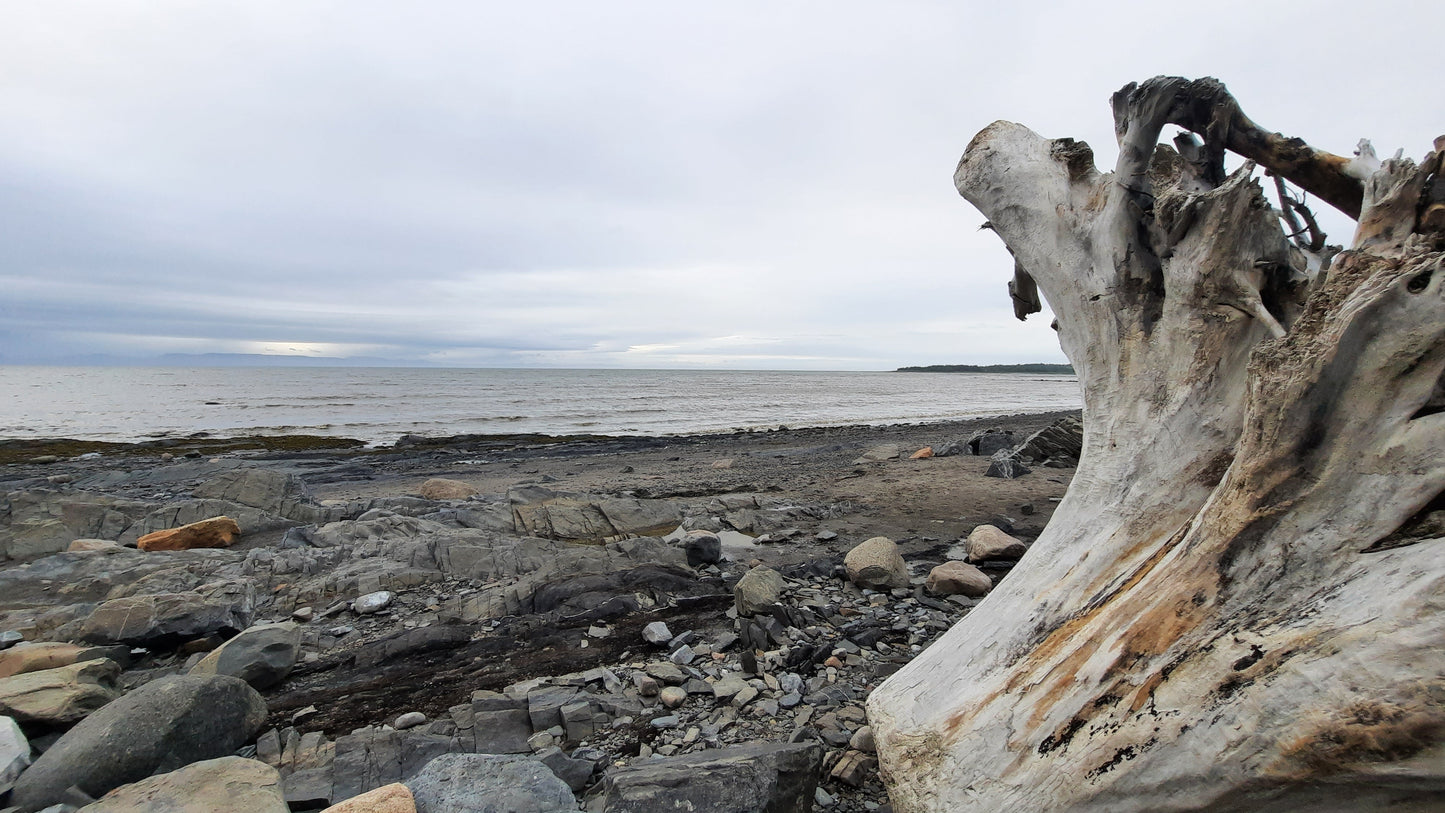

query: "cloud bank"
(2, 1), (1439, 369)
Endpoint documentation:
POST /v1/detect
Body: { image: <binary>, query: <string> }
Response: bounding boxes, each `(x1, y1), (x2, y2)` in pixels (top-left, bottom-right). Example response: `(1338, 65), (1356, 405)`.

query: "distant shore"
(895, 364), (1075, 374)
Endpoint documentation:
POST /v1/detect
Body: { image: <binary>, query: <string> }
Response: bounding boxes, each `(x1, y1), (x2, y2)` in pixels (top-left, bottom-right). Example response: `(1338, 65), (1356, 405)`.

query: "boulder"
(534, 746), (595, 792)
(925, 561), (993, 597)
(0, 658), (119, 726)
(417, 479), (479, 501)
(733, 566), (786, 616)
(910, 446), (934, 459)
(984, 450), (1030, 479)
(599, 740), (823, 813)
(9, 674), (268, 810)
(189, 622), (301, 689)
(642, 622), (672, 645)
(353, 590), (394, 614)
(321, 782), (416, 813)
(683, 530), (722, 567)
(843, 537), (910, 590)
(965, 525), (1028, 562)
(965, 428), (1016, 456)
(464, 693), (532, 755)
(80, 583), (256, 646)
(0, 642), (87, 678)
(404, 753), (576, 813)
(330, 725), (465, 802)
(136, 516), (242, 551)
(1, 714), (29, 795)
(80, 755), (288, 812)
(1011, 414), (1083, 467)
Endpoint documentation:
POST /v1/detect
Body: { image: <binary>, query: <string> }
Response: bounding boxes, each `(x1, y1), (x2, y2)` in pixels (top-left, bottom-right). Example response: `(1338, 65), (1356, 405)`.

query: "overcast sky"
(2, 2), (1439, 370)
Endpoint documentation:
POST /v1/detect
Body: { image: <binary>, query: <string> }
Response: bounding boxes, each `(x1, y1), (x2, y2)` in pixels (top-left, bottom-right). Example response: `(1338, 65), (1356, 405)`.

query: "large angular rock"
(404, 753), (576, 813)
(189, 621), (301, 689)
(683, 530), (722, 567)
(80, 755), (288, 812)
(599, 740), (823, 812)
(9, 674), (268, 810)
(330, 725), (464, 803)
(0, 658), (119, 726)
(1010, 414), (1083, 467)
(80, 582), (256, 646)
(1, 714), (29, 795)
(460, 692), (532, 755)
(964, 524), (1027, 562)
(843, 537), (909, 590)
(734, 566), (786, 617)
(136, 516), (242, 551)
(983, 450), (1030, 479)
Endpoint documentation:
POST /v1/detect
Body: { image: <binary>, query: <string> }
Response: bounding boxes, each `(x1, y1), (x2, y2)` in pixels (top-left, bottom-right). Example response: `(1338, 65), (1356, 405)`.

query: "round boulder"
(844, 537), (910, 590)
(925, 561), (993, 597)
(966, 525), (1028, 562)
(9, 674), (268, 810)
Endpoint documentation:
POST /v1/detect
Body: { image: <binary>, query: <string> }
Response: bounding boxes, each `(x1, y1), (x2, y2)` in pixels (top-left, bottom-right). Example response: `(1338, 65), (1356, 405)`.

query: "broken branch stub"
(869, 77), (1445, 812)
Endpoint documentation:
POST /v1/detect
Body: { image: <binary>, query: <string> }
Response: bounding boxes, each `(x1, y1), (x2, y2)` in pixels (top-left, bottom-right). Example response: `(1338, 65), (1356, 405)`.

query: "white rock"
(642, 622), (673, 645)
(353, 591), (394, 614)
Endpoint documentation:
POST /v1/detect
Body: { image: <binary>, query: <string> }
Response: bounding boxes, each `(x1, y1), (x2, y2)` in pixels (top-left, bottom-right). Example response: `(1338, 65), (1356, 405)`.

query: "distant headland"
(895, 363), (1076, 374)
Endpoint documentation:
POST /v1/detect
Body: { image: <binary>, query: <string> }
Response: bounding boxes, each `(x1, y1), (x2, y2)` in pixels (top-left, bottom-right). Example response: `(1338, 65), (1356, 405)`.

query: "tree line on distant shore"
(894, 363), (1075, 374)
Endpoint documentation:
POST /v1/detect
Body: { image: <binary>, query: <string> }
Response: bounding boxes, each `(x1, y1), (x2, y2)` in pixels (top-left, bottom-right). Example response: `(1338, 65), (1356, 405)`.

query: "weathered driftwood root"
(868, 77), (1445, 812)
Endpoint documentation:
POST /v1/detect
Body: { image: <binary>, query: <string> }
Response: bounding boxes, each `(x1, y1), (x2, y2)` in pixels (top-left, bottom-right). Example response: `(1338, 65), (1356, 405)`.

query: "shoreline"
(0, 409), (1082, 466)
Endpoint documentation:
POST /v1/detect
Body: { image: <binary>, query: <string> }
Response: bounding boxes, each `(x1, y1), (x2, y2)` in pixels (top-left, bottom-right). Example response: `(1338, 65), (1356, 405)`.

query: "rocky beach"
(0, 410), (1081, 812)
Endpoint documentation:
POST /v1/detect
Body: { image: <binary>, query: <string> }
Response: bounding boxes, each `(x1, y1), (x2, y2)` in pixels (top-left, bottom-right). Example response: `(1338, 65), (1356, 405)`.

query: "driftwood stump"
(868, 77), (1445, 812)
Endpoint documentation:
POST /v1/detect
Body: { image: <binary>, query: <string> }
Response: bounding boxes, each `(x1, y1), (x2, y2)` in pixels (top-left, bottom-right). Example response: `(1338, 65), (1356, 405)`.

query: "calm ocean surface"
(0, 367), (1081, 445)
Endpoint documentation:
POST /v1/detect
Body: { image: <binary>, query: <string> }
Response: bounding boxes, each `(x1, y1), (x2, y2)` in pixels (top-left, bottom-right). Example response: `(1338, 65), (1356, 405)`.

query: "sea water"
(0, 367), (1081, 445)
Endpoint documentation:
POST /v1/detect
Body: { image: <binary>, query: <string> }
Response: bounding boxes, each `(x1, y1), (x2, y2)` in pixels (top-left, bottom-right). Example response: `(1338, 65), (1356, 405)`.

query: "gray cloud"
(1, 1), (1438, 368)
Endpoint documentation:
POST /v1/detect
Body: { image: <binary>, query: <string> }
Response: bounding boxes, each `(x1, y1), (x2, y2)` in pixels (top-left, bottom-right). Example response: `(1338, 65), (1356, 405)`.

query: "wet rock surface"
(0, 413), (1075, 811)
